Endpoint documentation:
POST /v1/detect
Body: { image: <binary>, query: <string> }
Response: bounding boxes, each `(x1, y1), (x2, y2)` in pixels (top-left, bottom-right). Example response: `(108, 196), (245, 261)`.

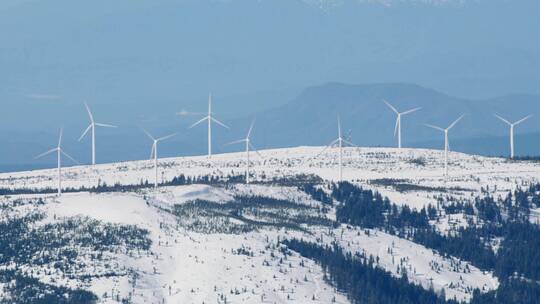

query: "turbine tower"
(311, 116), (356, 182)
(35, 128), (78, 196)
(425, 115), (464, 177)
(185, 93), (229, 158)
(382, 99), (421, 149)
(226, 119), (262, 184)
(142, 129), (176, 189)
(79, 103), (117, 166)
(494, 114), (532, 159)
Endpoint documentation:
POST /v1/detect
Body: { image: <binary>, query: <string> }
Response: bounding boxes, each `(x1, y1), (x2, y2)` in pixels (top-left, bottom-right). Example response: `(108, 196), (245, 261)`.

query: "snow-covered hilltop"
(2, 146), (538, 208)
(1, 146), (538, 303)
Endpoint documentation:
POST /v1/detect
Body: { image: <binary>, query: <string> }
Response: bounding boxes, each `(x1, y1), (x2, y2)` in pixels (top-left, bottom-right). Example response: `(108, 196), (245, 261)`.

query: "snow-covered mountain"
(1, 146), (539, 303)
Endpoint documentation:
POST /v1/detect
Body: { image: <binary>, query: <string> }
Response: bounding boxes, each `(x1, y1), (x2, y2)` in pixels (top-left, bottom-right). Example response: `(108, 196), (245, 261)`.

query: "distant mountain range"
(221, 82), (540, 155)
(2, 82), (540, 172)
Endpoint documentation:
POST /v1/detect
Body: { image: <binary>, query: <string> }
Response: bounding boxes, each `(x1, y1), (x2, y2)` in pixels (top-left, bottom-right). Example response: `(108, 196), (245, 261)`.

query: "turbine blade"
(189, 116), (208, 129)
(342, 139), (358, 148)
(494, 114), (512, 125)
(310, 146), (331, 162)
(84, 102), (94, 123)
(150, 143), (156, 160)
(141, 128), (156, 141)
(247, 119), (256, 138)
(95, 123), (117, 128)
(448, 114), (464, 130)
(382, 99), (399, 114)
(157, 133), (176, 142)
(177, 110), (206, 116)
(514, 114), (533, 126)
(337, 115), (342, 138)
(249, 142), (264, 159)
(329, 138), (340, 148)
(58, 128), (63, 148)
(306, 140), (338, 164)
(224, 139), (246, 146)
(35, 148), (58, 160)
(211, 117), (230, 129)
(208, 92), (212, 115)
(61, 150), (79, 165)
(425, 124), (445, 132)
(327, 138), (341, 149)
(78, 124), (92, 141)
(401, 107), (422, 115)
(394, 117), (399, 137)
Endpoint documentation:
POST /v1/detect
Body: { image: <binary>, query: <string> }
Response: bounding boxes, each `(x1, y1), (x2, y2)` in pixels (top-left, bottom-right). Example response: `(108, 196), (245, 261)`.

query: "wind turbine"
(425, 115), (464, 177)
(310, 116), (356, 182)
(382, 99), (421, 149)
(494, 114), (532, 159)
(79, 102), (117, 166)
(142, 129), (176, 189)
(183, 93), (229, 158)
(225, 120), (262, 184)
(35, 128), (78, 196)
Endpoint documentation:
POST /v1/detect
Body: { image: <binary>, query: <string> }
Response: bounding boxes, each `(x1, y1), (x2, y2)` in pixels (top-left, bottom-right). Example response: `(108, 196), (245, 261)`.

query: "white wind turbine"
(494, 114), (532, 159)
(79, 102), (117, 166)
(383, 99), (421, 149)
(142, 129), (176, 189)
(182, 93), (229, 158)
(310, 116), (356, 182)
(425, 115), (464, 177)
(35, 128), (78, 196)
(225, 120), (262, 184)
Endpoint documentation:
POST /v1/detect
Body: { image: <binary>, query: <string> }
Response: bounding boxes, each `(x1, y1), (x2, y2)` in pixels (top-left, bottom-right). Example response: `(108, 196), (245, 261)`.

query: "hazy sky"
(0, 0), (539, 167)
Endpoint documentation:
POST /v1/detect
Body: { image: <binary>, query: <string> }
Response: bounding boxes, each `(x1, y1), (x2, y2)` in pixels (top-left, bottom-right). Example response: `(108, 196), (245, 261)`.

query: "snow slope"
(2, 146), (537, 302)
(12, 191), (349, 303)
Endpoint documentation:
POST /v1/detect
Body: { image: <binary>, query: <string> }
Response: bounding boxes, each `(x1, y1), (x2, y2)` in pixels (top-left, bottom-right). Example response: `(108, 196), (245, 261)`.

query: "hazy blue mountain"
(223, 82), (540, 153)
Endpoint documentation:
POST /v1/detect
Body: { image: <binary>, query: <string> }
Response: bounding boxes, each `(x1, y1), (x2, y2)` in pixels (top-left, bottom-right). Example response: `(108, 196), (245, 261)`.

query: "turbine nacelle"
(382, 99), (421, 148)
(141, 128), (176, 189)
(425, 114), (465, 177)
(184, 93), (229, 158)
(425, 114), (465, 133)
(306, 115), (357, 182)
(225, 119), (262, 184)
(226, 119), (262, 157)
(494, 113), (532, 159)
(35, 128), (78, 196)
(35, 129), (78, 164)
(78, 102), (117, 165)
(494, 114), (532, 127)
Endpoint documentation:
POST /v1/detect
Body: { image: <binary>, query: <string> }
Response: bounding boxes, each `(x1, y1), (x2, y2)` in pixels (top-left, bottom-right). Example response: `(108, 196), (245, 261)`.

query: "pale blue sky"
(0, 0), (539, 168)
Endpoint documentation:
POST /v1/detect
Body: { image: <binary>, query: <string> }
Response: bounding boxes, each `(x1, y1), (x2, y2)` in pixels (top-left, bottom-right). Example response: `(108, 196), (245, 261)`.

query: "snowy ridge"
(2, 146), (538, 209)
(2, 146), (538, 302)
